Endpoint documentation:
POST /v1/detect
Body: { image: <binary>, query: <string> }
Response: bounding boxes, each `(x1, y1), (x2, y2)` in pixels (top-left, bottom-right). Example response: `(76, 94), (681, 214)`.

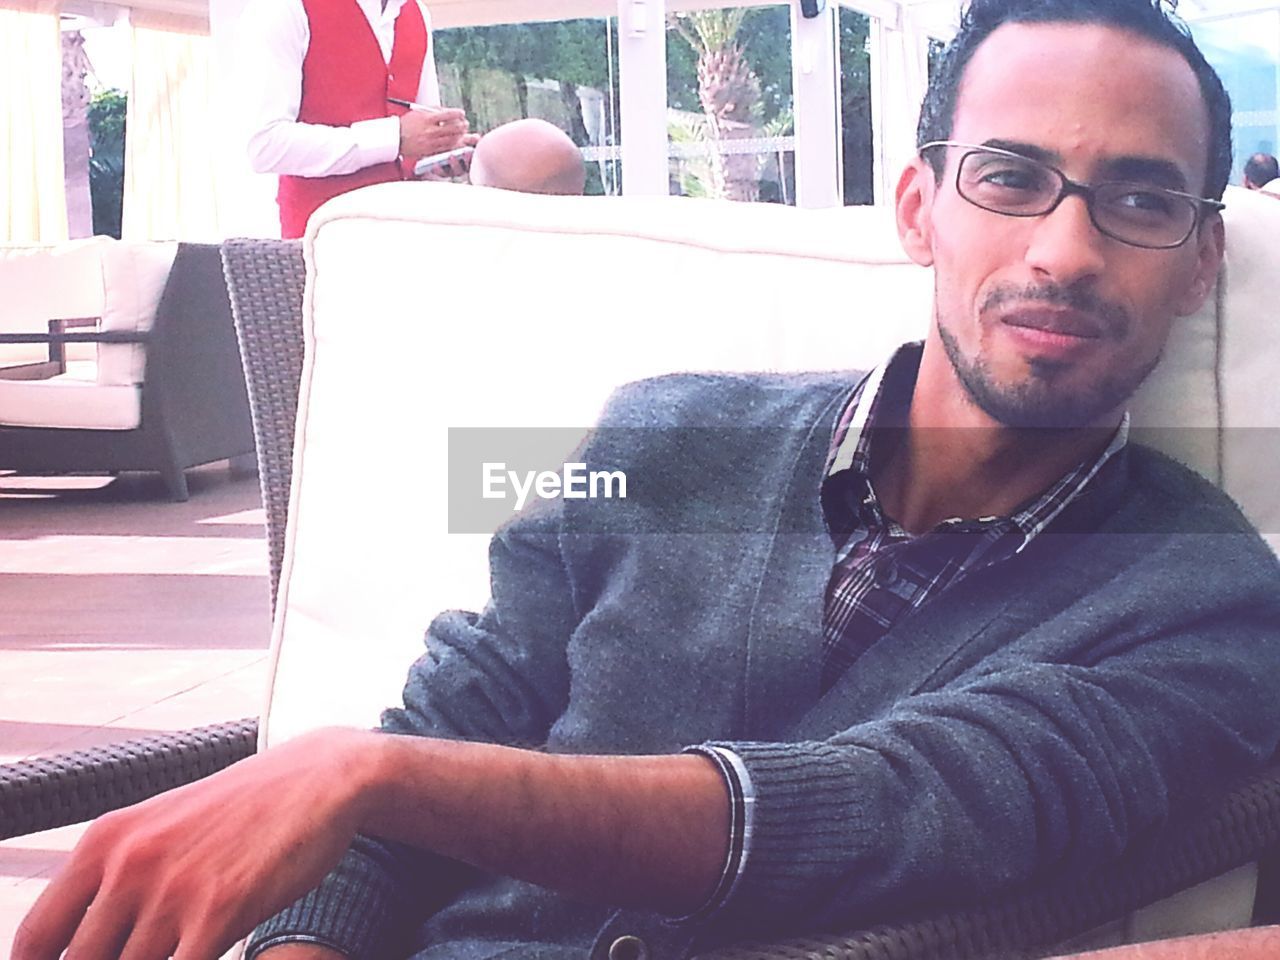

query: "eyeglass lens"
(956, 150), (1198, 248)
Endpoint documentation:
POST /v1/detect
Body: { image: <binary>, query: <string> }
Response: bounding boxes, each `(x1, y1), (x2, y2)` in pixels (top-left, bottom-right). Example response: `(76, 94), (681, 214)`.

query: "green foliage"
(434, 19), (620, 158)
(838, 9), (874, 204)
(435, 20), (613, 90)
(88, 88), (126, 238)
(666, 6), (793, 125)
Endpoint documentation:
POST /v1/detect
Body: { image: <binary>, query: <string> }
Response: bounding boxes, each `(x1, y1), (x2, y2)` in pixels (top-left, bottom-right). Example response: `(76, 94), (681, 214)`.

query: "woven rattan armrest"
(0, 718), (258, 842)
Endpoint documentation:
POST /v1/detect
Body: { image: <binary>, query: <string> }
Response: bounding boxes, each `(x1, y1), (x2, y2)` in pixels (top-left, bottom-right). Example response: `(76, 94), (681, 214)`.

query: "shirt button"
(873, 558), (899, 586)
(609, 936), (650, 960)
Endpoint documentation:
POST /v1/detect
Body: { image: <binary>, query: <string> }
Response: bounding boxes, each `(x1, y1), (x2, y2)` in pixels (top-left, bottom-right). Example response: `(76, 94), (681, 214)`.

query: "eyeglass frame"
(917, 140), (1226, 250)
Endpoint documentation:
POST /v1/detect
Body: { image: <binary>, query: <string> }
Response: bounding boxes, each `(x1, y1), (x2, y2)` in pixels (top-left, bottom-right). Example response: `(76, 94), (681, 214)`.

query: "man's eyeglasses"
(918, 141), (1225, 250)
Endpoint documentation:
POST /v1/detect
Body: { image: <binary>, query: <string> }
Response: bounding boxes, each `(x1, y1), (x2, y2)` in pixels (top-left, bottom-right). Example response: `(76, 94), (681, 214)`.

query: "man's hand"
(13, 730), (729, 960)
(11, 728), (376, 960)
(415, 133), (482, 181)
(399, 106), (469, 158)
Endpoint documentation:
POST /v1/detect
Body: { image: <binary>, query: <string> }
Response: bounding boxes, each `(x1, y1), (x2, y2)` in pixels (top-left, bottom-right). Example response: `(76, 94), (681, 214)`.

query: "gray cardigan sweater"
(250, 372), (1280, 960)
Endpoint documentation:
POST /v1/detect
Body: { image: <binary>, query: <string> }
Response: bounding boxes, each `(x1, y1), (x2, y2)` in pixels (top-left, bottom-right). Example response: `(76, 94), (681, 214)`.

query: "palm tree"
(670, 10), (763, 201)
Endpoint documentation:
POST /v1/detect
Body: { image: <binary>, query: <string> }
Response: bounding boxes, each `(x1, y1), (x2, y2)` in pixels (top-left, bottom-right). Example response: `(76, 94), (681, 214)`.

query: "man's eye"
(978, 166), (1041, 190)
(1110, 188), (1177, 216)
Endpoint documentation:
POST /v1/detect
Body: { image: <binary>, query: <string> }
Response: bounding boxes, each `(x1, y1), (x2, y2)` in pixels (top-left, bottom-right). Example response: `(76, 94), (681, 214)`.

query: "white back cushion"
(1129, 185), (1280, 556)
(1214, 187), (1280, 555)
(265, 184), (931, 743)
(265, 181), (1278, 743)
(97, 241), (178, 386)
(0, 238), (177, 385)
(0, 237), (111, 331)
(0, 238), (111, 367)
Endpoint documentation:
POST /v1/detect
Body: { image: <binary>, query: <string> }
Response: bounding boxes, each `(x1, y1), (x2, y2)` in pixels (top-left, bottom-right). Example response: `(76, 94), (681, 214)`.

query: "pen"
(387, 97), (431, 112)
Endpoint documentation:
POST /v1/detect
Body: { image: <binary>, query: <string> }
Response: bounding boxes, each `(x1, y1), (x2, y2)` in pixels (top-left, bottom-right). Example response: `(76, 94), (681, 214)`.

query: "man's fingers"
(117, 917), (179, 960)
(424, 106), (465, 123)
(12, 857), (105, 959)
(400, 110), (470, 157)
(60, 892), (134, 960)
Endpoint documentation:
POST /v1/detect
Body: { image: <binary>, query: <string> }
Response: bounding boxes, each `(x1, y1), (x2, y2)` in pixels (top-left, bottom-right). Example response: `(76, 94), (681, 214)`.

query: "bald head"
(469, 119), (586, 196)
(1244, 152), (1279, 189)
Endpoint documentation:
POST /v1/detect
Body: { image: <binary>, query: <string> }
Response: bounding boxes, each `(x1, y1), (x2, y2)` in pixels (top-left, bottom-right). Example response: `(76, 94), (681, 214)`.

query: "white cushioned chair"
(0, 240), (256, 500)
(8, 183), (1279, 960)
(229, 181), (1280, 957)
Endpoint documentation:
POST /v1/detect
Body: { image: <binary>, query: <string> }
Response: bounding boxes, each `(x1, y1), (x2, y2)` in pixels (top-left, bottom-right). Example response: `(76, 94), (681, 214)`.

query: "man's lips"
(1000, 308), (1105, 340)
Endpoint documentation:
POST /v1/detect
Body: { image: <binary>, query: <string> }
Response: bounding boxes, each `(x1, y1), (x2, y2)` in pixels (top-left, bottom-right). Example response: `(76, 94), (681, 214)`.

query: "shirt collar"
(825, 341), (1129, 545)
(828, 341), (921, 478)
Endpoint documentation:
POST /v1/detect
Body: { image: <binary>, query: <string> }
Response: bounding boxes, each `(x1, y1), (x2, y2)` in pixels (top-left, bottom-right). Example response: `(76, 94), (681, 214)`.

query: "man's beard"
(936, 283), (1159, 430)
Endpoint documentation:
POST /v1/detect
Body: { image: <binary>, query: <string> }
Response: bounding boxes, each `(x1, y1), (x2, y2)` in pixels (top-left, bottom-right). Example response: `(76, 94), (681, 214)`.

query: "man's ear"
(1174, 213), (1225, 316)
(896, 158), (936, 267)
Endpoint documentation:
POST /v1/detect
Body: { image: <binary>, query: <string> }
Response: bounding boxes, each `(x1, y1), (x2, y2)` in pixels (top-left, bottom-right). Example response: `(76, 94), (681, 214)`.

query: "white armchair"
(0, 240), (255, 500)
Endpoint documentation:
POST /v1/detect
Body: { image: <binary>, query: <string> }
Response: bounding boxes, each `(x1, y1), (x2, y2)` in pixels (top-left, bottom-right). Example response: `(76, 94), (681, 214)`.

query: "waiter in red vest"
(240, 0), (474, 238)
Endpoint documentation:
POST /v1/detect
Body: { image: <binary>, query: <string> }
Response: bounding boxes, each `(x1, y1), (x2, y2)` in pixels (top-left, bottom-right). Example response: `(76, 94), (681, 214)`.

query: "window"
(433, 19), (622, 195)
(666, 5), (795, 203)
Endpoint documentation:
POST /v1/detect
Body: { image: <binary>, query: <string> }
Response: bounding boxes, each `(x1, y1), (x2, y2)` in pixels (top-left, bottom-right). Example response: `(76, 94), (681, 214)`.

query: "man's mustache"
(981, 283), (1131, 337)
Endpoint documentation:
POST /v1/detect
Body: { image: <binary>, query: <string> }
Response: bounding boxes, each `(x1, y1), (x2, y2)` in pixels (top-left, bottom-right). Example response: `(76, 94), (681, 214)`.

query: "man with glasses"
(15, 0), (1280, 958)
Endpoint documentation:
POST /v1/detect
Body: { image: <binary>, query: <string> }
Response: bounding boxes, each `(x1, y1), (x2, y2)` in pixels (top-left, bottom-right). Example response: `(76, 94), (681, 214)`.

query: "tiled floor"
(0, 463), (271, 955)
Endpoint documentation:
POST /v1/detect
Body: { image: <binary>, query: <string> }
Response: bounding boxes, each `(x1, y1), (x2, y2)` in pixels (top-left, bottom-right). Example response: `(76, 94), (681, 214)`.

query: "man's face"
(898, 22), (1224, 430)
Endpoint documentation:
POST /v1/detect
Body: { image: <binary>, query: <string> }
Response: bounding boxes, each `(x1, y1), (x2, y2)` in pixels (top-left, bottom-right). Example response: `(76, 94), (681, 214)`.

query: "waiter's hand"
(11, 728), (375, 960)
(399, 106), (469, 156)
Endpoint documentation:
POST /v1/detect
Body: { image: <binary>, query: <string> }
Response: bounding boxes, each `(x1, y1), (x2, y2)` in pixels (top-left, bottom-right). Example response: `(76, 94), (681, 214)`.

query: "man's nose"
(1023, 194), (1108, 285)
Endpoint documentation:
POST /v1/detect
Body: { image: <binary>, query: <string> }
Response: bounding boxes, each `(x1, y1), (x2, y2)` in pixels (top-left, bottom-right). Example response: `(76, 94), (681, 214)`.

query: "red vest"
(277, 0), (428, 238)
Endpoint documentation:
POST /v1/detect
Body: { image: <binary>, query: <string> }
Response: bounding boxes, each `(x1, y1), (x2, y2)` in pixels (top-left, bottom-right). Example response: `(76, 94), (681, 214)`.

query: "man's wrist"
(325, 727), (394, 831)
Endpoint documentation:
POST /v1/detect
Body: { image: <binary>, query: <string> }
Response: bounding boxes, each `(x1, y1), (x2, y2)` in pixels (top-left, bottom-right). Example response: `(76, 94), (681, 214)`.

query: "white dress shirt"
(239, 0), (442, 177)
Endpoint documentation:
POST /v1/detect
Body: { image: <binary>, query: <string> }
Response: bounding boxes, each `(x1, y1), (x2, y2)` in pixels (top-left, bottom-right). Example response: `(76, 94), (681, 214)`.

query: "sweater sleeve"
(248, 496), (577, 958)
(699, 545), (1280, 936)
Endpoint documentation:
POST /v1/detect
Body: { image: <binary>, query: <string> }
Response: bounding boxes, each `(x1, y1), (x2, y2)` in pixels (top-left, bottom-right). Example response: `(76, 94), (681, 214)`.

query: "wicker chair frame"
(2, 236), (1277, 960)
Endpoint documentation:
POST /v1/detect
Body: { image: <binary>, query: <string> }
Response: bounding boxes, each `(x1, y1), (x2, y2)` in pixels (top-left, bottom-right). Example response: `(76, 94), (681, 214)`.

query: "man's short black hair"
(917, 0), (1232, 200)
(1244, 152), (1279, 187)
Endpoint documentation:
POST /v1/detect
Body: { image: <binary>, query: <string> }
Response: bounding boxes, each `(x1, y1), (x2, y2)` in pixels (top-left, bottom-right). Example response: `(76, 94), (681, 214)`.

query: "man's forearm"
(14, 729), (730, 960)
(349, 732), (730, 915)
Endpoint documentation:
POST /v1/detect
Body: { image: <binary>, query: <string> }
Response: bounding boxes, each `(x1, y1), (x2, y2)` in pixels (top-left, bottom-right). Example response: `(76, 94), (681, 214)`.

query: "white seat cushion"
(0, 360), (140, 430)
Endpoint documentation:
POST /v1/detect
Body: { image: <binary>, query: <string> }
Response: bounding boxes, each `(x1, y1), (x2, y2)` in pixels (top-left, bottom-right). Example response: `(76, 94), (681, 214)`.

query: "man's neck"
(872, 342), (1121, 535)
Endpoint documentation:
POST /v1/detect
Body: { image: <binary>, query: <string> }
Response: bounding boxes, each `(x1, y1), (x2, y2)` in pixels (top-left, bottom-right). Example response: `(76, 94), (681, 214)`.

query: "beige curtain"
(0, 0), (69, 242)
(871, 14), (931, 205)
(122, 11), (222, 240)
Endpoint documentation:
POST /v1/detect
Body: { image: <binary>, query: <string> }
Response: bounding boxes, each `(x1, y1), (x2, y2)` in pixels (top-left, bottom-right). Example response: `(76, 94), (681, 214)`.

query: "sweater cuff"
(245, 844), (402, 960)
(699, 740), (878, 927)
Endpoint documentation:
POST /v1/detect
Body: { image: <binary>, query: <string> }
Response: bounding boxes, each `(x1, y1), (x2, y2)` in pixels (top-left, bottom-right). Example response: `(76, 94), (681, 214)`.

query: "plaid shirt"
(821, 343), (1128, 689)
